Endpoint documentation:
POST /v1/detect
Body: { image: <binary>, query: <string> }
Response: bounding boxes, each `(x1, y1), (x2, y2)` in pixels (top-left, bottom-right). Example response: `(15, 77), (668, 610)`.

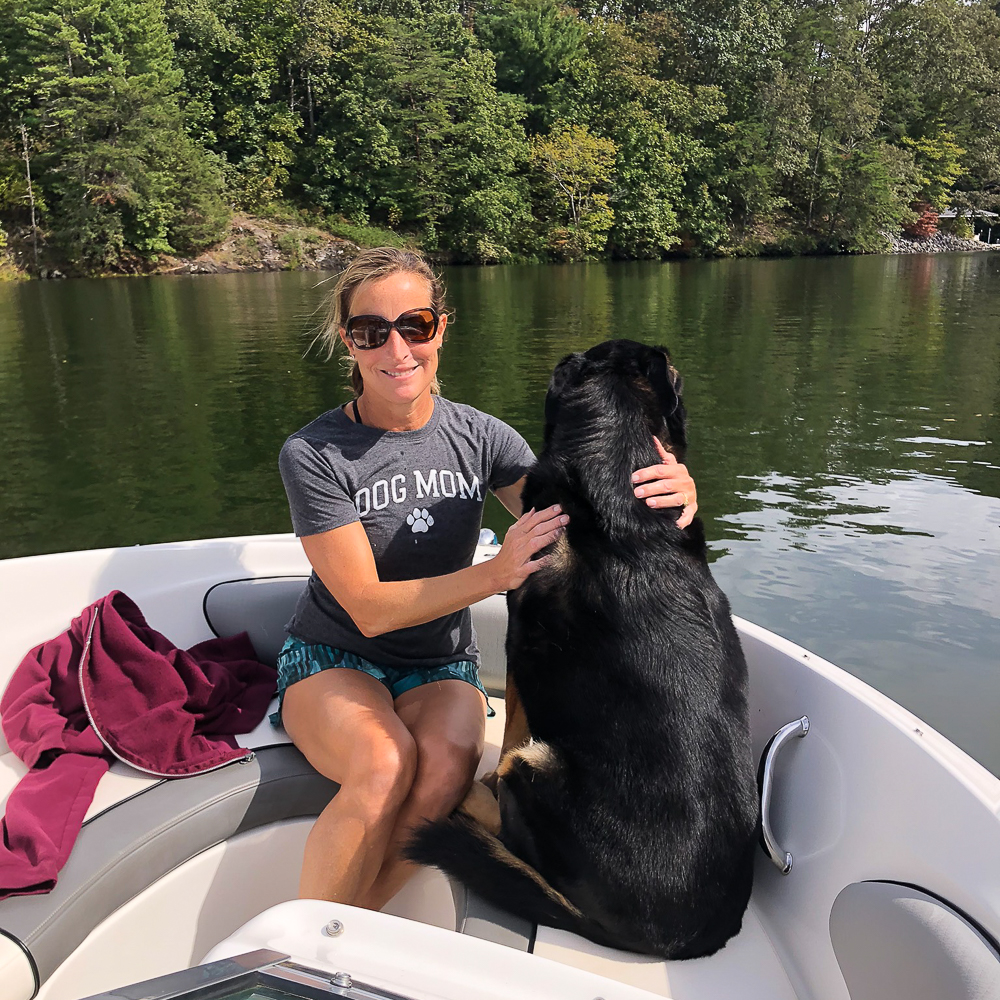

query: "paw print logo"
(407, 507), (434, 534)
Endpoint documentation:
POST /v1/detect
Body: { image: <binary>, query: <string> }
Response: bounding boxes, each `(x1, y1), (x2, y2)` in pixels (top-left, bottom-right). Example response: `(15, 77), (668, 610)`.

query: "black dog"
(407, 340), (759, 959)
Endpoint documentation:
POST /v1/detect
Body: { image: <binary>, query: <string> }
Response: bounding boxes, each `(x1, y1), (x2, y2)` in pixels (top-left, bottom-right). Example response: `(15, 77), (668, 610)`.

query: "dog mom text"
(353, 469), (483, 516)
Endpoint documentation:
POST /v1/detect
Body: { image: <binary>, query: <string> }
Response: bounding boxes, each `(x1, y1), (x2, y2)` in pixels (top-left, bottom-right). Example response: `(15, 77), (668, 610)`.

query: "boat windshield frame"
(79, 949), (418, 1000)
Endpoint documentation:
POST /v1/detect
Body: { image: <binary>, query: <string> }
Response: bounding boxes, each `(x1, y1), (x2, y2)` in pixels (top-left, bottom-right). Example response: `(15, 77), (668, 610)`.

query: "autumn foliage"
(902, 203), (940, 238)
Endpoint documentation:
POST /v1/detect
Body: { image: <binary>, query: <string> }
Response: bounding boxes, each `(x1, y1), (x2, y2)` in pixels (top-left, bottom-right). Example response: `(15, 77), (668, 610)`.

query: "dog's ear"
(544, 353), (584, 444)
(646, 347), (687, 455)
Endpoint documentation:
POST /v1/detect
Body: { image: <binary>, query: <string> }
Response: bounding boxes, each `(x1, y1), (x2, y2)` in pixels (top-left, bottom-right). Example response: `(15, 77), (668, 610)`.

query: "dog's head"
(543, 339), (687, 459)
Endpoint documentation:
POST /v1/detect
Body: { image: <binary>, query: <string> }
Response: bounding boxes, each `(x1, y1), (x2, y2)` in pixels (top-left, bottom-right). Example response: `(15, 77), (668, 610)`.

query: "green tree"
(902, 129), (966, 207)
(166, 0), (301, 207)
(377, 14), (461, 244)
(576, 20), (678, 256)
(434, 48), (535, 261)
(5, 0), (999, 269)
(0, 0), (228, 270)
(374, 13), (535, 260)
(531, 122), (616, 259)
(824, 141), (919, 251)
(289, 2), (398, 222)
(475, 0), (590, 130)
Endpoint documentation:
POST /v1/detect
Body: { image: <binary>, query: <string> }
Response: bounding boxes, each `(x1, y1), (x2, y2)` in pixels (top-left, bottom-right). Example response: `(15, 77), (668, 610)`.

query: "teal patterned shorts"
(270, 634), (492, 726)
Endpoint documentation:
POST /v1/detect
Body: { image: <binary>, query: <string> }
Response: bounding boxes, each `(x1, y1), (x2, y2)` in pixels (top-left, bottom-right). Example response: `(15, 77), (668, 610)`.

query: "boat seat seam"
(80, 745), (300, 826)
(80, 777), (168, 827)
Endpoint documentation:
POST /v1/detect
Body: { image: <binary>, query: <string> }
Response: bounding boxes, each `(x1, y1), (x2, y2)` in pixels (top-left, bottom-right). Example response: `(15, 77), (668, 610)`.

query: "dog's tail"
(406, 813), (614, 945)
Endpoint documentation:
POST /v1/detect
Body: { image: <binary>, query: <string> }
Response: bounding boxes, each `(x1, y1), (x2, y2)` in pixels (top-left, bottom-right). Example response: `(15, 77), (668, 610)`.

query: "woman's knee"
(408, 735), (482, 817)
(282, 671), (416, 807)
(346, 726), (418, 813)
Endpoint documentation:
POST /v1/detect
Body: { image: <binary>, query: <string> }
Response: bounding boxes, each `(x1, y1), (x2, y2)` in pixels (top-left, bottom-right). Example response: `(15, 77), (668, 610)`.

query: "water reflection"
(712, 470), (1000, 774)
(0, 255), (998, 774)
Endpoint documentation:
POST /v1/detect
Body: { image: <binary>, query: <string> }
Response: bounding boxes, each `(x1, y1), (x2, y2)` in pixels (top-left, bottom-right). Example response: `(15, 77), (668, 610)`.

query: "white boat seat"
(0, 578), (517, 998)
(830, 881), (1000, 999)
(0, 744), (337, 994)
(202, 577), (509, 696)
(0, 704), (522, 999)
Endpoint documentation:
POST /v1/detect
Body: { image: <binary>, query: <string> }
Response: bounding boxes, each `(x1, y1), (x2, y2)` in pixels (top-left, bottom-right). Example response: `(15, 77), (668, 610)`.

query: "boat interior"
(1, 534), (999, 1000)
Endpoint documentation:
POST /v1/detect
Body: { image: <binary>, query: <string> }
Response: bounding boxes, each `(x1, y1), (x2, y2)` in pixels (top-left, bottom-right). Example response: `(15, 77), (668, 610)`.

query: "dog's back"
(408, 340), (759, 959)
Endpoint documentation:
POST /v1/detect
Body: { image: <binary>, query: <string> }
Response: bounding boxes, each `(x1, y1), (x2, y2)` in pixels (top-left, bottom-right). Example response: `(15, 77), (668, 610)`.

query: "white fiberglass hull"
(1, 534), (998, 1000)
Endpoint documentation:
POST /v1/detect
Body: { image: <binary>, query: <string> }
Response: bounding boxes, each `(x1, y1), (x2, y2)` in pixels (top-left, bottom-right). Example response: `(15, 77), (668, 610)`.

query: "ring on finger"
(679, 492), (689, 507)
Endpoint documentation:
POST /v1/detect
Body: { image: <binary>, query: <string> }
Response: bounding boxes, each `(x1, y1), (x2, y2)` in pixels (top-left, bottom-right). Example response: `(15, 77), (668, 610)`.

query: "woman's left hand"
(631, 437), (698, 529)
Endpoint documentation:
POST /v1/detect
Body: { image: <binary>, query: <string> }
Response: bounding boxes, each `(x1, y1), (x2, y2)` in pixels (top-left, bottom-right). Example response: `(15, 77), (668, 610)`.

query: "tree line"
(2, 0), (999, 272)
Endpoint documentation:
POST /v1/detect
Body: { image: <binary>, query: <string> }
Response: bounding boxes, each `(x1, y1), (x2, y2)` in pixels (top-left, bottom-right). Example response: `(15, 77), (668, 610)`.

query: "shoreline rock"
(881, 231), (1000, 254)
(158, 214), (358, 275)
(2, 213), (361, 279)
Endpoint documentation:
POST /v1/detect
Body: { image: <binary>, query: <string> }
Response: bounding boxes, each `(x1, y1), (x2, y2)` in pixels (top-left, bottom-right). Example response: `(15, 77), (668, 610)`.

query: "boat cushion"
(204, 577), (309, 667)
(830, 881), (1000, 999)
(202, 578), (509, 696)
(0, 745), (337, 989)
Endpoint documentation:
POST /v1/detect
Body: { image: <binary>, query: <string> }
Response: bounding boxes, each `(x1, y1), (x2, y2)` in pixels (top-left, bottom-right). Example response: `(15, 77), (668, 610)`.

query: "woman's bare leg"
(359, 679), (486, 910)
(281, 668), (417, 903)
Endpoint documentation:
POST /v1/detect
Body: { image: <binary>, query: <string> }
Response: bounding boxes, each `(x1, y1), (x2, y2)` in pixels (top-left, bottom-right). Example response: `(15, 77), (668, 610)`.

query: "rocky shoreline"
(7, 218), (1000, 281)
(158, 215), (357, 275)
(882, 231), (1000, 254)
(132, 228), (1000, 274)
(2, 214), (361, 280)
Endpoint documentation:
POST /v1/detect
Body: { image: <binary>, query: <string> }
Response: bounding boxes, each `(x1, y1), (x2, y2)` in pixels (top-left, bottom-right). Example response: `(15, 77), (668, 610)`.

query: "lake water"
(1, 255), (998, 774)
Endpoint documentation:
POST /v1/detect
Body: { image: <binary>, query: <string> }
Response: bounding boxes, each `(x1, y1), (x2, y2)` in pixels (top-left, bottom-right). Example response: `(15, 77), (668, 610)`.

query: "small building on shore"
(938, 208), (1000, 244)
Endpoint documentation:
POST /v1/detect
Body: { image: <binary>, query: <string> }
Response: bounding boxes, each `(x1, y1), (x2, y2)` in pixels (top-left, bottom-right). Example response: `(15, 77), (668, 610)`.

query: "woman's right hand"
(490, 505), (568, 592)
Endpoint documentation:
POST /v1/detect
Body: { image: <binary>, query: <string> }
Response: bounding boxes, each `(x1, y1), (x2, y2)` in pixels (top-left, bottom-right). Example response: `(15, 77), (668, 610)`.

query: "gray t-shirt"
(278, 397), (535, 668)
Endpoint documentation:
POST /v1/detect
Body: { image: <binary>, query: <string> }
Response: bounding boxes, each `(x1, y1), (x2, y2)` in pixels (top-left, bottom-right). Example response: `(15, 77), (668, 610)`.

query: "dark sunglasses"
(345, 307), (440, 349)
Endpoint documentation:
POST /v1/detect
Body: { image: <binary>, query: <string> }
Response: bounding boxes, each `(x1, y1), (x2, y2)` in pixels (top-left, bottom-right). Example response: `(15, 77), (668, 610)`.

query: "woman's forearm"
(346, 559), (502, 637)
(300, 505), (565, 639)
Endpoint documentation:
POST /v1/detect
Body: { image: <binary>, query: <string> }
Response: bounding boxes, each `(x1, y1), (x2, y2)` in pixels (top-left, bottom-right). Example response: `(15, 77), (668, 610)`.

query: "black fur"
(407, 339), (759, 959)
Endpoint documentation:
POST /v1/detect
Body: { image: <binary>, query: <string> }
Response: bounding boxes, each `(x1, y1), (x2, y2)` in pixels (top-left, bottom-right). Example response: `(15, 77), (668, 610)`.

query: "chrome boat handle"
(759, 715), (810, 874)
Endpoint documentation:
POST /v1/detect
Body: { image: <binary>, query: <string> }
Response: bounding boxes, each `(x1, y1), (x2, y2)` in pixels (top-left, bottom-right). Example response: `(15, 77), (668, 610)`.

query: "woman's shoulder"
(435, 398), (531, 466)
(280, 408), (352, 460)
(436, 396), (509, 431)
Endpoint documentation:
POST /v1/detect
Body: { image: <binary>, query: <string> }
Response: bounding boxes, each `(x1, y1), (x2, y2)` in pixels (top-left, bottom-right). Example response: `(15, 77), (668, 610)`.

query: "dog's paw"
(459, 779), (502, 835)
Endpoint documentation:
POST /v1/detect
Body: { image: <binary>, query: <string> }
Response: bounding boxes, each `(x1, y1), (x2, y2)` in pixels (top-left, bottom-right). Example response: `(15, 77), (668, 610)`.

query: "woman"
(277, 247), (698, 907)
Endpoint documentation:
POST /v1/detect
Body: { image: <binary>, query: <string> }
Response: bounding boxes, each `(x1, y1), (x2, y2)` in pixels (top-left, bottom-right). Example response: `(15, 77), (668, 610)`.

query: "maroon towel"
(0, 591), (276, 900)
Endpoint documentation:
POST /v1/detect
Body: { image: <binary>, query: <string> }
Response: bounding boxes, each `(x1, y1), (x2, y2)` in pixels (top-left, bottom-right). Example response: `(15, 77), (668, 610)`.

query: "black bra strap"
(352, 398), (362, 426)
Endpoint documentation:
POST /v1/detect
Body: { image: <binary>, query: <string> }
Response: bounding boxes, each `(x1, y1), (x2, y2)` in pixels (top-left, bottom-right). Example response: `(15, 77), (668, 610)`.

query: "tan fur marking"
(497, 738), (558, 782)
(482, 673), (532, 791)
(495, 751), (519, 781)
(510, 740), (557, 772)
(458, 779), (502, 836)
(499, 672), (531, 758)
(545, 531), (572, 573)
